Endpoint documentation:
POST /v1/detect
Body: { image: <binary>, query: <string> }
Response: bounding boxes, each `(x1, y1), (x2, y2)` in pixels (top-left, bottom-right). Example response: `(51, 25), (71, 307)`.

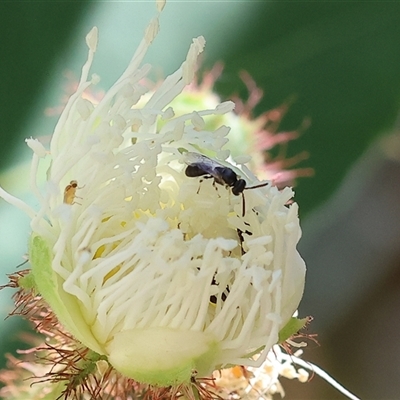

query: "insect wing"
(185, 164), (209, 178)
(184, 152), (221, 177)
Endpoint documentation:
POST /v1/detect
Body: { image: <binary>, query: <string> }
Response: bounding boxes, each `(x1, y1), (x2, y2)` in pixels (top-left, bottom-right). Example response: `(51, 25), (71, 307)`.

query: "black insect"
(184, 152), (269, 216)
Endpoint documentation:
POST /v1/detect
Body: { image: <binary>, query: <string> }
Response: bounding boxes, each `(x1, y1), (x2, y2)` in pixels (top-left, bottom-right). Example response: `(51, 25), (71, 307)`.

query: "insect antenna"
(241, 192), (246, 217)
(244, 181), (270, 191)
(240, 181), (269, 217)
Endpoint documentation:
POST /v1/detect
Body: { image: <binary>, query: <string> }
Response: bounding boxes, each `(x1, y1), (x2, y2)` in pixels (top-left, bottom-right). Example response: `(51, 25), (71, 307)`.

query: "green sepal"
(107, 328), (219, 386)
(29, 233), (104, 354)
(18, 272), (36, 291)
(278, 317), (308, 343)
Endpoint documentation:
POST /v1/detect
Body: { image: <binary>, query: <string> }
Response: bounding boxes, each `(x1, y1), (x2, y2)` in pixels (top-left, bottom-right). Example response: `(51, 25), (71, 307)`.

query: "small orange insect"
(63, 180), (82, 205)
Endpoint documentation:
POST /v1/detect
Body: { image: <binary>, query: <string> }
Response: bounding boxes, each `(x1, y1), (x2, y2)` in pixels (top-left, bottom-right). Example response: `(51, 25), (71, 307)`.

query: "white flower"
(0, 8), (305, 387)
(212, 346), (309, 400)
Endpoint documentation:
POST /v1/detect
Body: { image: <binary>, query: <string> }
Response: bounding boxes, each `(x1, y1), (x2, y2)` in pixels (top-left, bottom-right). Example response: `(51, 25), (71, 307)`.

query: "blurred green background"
(2, 1), (400, 399)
